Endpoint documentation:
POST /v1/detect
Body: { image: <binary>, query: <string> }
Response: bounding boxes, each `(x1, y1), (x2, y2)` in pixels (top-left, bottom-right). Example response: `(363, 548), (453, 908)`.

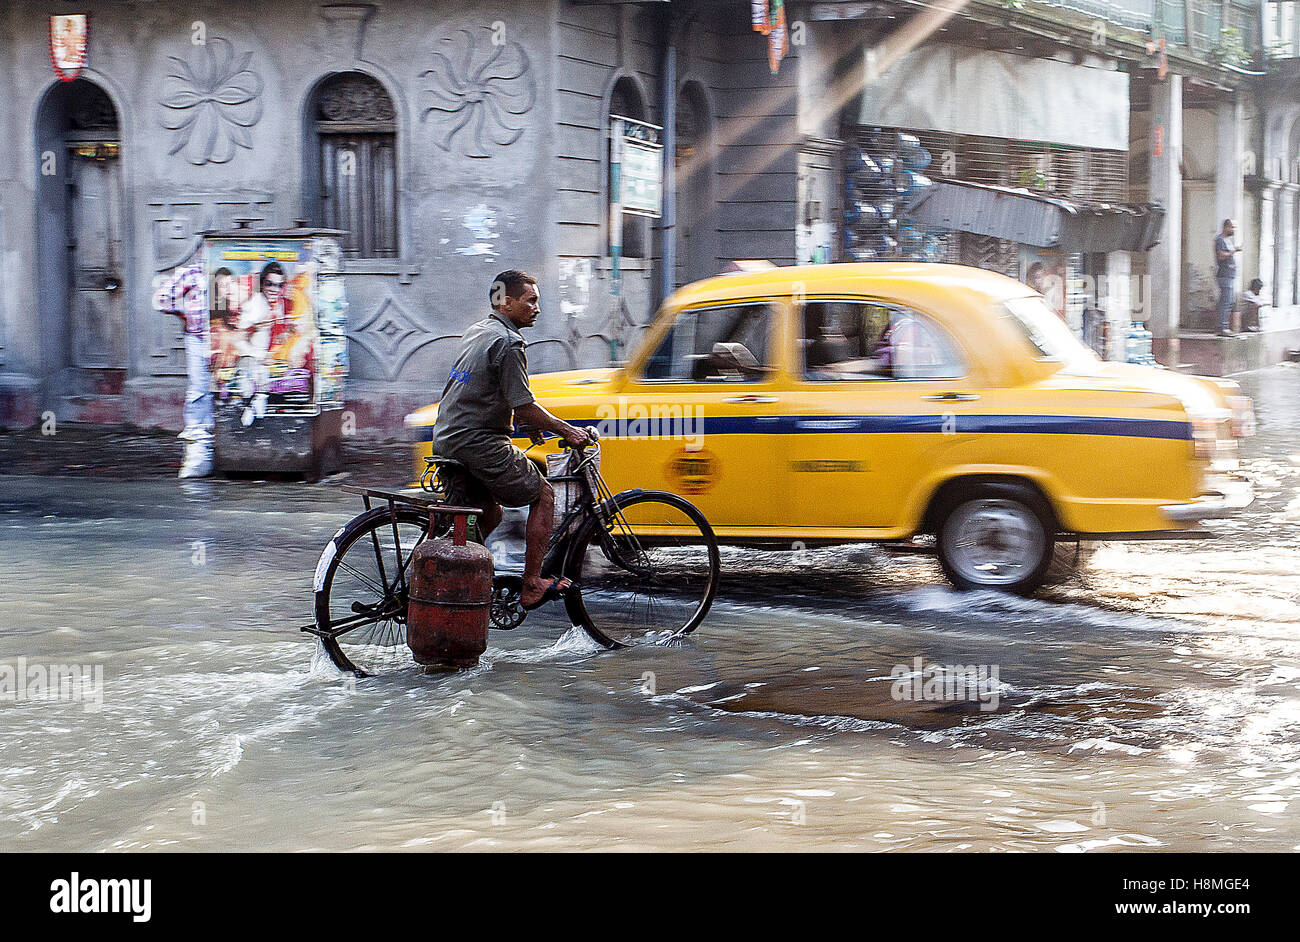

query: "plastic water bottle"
(1126, 322), (1141, 364)
(1140, 322), (1154, 365)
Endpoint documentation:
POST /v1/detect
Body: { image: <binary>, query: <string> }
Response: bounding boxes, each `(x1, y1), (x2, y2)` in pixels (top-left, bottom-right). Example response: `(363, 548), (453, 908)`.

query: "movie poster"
(315, 274), (348, 409)
(206, 238), (319, 421)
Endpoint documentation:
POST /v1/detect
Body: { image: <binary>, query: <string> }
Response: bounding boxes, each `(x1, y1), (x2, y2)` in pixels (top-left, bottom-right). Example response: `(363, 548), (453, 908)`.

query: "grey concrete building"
(0, 0), (802, 437)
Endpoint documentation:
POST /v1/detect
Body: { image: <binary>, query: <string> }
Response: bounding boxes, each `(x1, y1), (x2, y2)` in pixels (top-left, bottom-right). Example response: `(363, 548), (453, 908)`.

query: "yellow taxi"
(405, 263), (1254, 593)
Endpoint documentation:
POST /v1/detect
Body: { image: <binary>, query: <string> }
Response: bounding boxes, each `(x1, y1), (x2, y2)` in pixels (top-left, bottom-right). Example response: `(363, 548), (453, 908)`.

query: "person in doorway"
(1215, 219), (1242, 336)
(431, 270), (593, 610)
(1241, 277), (1266, 333)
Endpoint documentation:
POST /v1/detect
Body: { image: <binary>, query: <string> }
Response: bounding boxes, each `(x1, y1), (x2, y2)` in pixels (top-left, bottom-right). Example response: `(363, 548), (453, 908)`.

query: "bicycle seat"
(425, 456), (466, 471)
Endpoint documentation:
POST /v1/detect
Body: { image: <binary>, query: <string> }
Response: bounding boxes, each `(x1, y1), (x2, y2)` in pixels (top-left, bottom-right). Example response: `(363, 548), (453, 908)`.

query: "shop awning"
(902, 179), (1165, 253)
(859, 42), (1129, 151)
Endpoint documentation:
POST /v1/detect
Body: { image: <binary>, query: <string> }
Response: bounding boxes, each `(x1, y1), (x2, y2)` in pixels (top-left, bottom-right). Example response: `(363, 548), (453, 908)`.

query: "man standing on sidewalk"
(1215, 219), (1242, 336)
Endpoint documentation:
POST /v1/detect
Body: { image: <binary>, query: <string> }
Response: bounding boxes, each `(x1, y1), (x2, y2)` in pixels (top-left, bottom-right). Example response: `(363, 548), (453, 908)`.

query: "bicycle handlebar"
(516, 426), (600, 450)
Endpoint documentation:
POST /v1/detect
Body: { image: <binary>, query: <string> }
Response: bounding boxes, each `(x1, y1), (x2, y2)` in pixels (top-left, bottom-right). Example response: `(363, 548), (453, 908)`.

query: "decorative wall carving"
(318, 3), (377, 60)
(147, 193), (274, 273)
(317, 72), (394, 122)
(420, 27), (535, 158)
(159, 37), (264, 165)
(349, 295), (454, 381)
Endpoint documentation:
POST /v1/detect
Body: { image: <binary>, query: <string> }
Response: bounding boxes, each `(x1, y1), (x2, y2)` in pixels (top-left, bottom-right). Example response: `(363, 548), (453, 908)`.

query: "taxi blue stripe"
(415, 415), (1192, 441)
(567, 414), (1193, 440)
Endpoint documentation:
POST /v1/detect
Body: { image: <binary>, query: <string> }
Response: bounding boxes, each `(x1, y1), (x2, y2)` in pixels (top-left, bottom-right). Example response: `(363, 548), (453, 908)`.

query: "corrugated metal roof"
(902, 179), (1165, 252)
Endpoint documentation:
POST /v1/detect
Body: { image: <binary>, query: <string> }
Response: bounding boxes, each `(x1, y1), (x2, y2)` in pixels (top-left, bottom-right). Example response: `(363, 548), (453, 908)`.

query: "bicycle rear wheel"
(314, 506), (432, 676)
(562, 491), (720, 648)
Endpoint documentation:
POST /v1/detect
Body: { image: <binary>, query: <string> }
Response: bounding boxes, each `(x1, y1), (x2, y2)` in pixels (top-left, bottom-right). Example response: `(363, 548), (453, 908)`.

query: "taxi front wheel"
(935, 483), (1055, 595)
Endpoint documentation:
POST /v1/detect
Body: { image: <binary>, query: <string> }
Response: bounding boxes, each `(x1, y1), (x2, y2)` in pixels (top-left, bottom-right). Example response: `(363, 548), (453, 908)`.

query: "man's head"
(260, 262), (286, 303)
(490, 270), (540, 329)
(1223, 218), (1236, 236)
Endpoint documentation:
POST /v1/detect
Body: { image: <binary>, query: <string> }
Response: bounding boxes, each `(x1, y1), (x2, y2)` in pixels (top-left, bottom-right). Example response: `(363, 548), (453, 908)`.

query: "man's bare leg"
(476, 501), (503, 540)
(520, 481), (573, 607)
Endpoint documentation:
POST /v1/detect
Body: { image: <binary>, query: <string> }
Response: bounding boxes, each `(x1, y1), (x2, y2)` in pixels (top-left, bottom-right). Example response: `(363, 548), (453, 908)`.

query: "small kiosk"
(203, 226), (349, 476)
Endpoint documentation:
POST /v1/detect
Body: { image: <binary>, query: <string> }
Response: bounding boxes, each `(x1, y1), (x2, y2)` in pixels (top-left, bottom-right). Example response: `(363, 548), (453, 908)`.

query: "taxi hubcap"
(945, 499), (1045, 586)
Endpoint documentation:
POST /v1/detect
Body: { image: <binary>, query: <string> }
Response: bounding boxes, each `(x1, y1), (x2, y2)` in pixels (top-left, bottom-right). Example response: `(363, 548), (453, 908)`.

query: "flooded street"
(2, 366), (1299, 852)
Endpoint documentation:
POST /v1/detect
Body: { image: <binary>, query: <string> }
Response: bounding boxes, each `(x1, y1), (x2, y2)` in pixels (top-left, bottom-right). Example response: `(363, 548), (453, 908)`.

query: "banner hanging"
(49, 14), (89, 82)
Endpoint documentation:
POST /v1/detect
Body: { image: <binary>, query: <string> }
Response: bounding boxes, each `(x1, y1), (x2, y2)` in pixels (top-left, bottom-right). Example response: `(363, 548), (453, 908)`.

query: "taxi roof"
(666, 262), (1033, 309)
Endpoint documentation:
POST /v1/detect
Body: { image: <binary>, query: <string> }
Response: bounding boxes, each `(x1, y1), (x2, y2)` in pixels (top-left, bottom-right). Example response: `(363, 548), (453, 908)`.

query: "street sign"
(620, 139), (662, 217)
(612, 116), (663, 218)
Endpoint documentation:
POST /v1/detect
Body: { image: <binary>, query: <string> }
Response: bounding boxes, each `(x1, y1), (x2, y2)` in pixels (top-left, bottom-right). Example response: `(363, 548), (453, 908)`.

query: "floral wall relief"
(159, 37), (264, 166)
(420, 27), (535, 158)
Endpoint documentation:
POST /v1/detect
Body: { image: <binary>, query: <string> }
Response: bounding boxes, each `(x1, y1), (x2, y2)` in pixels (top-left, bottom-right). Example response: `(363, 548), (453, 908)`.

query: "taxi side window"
(642, 303), (773, 382)
(801, 301), (964, 381)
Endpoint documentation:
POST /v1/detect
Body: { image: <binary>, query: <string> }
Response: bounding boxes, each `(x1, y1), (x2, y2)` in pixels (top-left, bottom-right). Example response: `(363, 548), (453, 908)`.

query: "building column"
(1215, 95), (1245, 242)
(1284, 185), (1300, 306)
(1149, 74), (1183, 362)
(1260, 185), (1278, 303)
(1105, 251), (1131, 361)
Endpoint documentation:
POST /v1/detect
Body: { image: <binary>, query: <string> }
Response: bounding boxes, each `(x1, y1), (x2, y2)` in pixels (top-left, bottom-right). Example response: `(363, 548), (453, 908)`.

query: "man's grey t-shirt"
(433, 312), (535, 455)
(1215, 233), (1237, 279)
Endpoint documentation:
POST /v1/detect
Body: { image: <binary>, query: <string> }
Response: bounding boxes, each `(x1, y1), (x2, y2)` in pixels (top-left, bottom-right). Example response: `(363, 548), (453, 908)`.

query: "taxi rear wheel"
(935, 484), (1055, 594)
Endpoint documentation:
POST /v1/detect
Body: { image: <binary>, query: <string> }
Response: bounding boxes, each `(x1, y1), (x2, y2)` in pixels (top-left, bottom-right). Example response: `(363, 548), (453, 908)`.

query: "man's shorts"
(438, 439), (543, 509)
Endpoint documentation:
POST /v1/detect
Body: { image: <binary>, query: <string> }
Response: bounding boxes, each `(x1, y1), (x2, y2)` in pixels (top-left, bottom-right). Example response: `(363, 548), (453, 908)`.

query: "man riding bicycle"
(431, 270), (593, 610)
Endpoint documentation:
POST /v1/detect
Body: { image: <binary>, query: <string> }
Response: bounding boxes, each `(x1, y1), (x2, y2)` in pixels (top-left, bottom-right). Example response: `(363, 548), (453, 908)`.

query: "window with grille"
(850, 126), (1129, 269)
(895, 128), (1130, 204)
(310, 72), (398, 260)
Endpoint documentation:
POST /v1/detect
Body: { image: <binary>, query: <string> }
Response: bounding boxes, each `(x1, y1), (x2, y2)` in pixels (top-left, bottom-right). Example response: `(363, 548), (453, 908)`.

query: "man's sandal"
(522, 576), (580, 611)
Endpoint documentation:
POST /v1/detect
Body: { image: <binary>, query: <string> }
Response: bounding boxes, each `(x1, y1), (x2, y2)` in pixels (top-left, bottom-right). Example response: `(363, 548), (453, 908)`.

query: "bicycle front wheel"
(314, 506), (432, 676)
(562, 491), (720, 648)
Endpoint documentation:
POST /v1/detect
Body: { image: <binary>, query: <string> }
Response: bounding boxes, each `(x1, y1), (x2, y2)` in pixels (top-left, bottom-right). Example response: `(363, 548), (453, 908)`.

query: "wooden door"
(67, 147), (126, 368)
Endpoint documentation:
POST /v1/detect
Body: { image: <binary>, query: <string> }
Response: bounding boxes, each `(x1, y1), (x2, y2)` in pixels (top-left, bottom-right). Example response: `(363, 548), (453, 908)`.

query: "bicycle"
(304, 431), (721, 676)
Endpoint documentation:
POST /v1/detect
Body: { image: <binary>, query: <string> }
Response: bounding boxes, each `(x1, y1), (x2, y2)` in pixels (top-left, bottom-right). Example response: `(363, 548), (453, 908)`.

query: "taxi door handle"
(922, 393), (980, 401)
(723, 395), (779, 404)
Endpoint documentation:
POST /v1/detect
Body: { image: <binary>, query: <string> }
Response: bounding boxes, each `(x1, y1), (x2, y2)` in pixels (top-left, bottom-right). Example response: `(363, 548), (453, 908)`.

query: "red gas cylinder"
(406, 509), (493, 669)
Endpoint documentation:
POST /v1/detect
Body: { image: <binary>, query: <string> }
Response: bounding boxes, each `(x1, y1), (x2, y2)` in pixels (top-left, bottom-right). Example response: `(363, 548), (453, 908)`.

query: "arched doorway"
(304, 72), (398, 259)
(35, 79), (125, 374)
(608, 76), (649, 259)
(674, 81), (714, 286)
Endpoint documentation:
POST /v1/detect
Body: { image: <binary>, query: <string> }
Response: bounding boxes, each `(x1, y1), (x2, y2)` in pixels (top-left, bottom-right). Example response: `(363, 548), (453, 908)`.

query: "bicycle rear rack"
(299, 487), (483, 638)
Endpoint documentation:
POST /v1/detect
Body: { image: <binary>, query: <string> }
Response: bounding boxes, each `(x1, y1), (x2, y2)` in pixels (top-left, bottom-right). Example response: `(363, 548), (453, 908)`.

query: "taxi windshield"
(1001, 296), (1098, 370)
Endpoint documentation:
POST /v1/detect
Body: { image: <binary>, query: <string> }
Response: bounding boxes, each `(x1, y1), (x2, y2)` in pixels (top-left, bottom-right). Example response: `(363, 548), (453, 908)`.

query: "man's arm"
(498, 343), (592, 447)
(513, 401), (592, 448)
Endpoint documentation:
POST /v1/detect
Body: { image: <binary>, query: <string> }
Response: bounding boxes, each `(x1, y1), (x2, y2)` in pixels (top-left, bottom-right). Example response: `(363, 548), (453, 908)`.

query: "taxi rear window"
(801, 301), (965, 381)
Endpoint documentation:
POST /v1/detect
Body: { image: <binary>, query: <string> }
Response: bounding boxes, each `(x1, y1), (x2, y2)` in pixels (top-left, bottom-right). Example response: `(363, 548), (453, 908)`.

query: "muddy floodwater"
(2, 366), (1299, 851)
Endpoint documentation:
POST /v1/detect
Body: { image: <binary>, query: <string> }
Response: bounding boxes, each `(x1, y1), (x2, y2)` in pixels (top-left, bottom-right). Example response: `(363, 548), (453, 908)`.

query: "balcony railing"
(1024, 0), (1261, 60)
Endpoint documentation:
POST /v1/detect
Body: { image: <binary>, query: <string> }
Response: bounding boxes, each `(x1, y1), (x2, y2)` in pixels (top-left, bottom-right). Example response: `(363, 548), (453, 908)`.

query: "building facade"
(801, 0), (1300, 373)
(3, 0), (1299, 439)
(0, 0), (804, 436)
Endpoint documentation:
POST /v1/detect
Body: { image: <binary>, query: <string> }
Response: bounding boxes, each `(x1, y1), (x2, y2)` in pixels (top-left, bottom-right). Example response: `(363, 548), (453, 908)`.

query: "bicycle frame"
(541, 442), (657, 579)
